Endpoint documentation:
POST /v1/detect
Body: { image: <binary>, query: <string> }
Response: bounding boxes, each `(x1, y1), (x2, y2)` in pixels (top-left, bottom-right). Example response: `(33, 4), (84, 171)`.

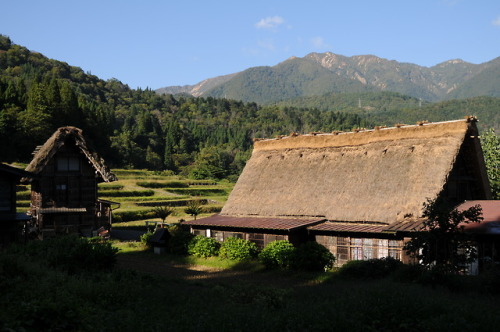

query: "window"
(193, 229), (206, 237)
(57, 157), (80, 171)
(211, 231), (224, 242)
(55, 184), (67, 191)
(265, 234), (285, 246)
(248, 233), (265, 249)
(388, 240), (402, 260)
(378, 239), (389, 258)
(225, 232), (243, 239)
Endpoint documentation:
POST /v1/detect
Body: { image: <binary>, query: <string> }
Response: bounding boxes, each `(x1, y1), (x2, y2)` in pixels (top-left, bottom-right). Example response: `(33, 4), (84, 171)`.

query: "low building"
(23, 127), (118, 238)
(0, 163), (33, 245)
(184, 117), (492, 266)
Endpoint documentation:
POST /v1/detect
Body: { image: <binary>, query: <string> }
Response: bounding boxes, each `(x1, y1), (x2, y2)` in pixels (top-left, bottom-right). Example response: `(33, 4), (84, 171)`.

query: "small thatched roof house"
(23, 127), (118, 238)
(184, 117), (492, 264)
(24, 127), (117, 183)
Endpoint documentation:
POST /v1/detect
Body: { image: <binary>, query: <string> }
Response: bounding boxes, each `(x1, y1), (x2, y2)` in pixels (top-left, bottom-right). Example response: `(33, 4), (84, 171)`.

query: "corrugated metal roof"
(457, 200), (500, 234)
(382, 218), (427, 233)
(183, 214), (325, 230)
(308, 222), (388, 233)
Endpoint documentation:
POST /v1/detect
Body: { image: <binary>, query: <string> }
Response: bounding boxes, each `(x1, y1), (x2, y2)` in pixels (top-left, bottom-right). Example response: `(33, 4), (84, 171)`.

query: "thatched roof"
(24, 127), (117, 183)
(221, 118), (490, 224)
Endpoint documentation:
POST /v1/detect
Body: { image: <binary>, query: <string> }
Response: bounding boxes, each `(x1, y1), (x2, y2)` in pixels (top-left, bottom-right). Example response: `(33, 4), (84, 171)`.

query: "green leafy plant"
(258, 240), (296, 270)
(184, 200), (204, 220)
(337, 257), (404, 279)
(293, 241), (335, 271)
(140, 231), (154, 248)
(153, 205), (175, 223)
(404, 198), (483, 274)
(167, 224), (194, 255)
(188, 236), (220, 258)
(219, 237), (259, 261)
(19, 235), (118, 273)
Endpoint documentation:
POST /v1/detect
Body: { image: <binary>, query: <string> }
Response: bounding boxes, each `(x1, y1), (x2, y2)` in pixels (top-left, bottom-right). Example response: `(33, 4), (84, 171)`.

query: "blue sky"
(1, 0), (499, 89)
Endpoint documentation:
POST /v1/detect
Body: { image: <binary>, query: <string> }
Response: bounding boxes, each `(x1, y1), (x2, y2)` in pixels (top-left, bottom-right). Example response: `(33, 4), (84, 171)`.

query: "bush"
(258, 240), (296, 270)
(113, 209), (156, 223)
(219, 237), (259, 261)
(167, 224), (194, 255)
(19, 235), (118, 273)
(137, 181), (189, 188)
(140, 231), (154, 248)
(188, 236), (221, 258)
(293, 241), (335, 271)
(337, 257), (404, 279)
(99, 189), (155, 197)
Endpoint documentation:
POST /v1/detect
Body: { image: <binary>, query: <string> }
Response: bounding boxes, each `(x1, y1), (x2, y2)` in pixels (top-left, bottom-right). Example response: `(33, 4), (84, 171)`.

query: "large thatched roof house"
(184, 117), (492, 265)
(23, 127), (118, 238)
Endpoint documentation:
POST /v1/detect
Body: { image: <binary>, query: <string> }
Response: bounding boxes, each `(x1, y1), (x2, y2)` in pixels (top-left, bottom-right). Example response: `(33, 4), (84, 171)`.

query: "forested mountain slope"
(158, 52), (500, 104)
(0, 35), (367, 179)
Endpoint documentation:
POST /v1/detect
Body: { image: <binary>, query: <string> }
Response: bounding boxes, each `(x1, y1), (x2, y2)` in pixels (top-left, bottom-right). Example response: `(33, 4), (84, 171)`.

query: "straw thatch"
(24, 127), (117, 183)
(221, 119), (490, 224)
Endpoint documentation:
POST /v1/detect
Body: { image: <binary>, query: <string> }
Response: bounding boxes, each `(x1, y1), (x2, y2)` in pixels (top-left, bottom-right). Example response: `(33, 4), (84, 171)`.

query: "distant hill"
(276, 90), (500, 131)
(156, 52), (500, 103)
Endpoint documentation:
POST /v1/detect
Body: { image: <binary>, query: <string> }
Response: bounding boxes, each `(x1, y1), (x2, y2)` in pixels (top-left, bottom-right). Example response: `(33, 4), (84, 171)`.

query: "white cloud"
(255, 16), (285, 29)
(311, 36), (329, 49)
(493, 16), (500, 26)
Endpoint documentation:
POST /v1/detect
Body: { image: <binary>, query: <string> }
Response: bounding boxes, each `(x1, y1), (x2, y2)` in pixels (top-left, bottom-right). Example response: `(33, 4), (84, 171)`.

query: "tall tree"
(404, 199), (483, 274)
(481, 128), (500, 199)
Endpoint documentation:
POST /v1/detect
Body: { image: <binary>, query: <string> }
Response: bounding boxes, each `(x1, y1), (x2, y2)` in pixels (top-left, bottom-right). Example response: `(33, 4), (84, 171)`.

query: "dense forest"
(0, 35), (367, 180)
(2, 35), (500, 182)
(277, 91), (500, 132)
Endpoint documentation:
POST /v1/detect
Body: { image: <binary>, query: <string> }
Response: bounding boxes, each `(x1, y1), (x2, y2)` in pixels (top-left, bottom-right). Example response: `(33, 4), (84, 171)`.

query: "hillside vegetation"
(159, 52), (500, 104)
(0, 35), (366, 179)
(2, 35), (500, 180)
(278, 92), (500, 132)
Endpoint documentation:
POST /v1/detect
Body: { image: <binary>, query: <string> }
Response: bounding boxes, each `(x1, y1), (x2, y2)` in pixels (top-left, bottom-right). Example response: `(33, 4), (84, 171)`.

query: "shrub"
(337, 257), (404, 279)
(219, 237), (259, 261)
(98, 184), (124, 190)
(20, 235), (118, 273)
(258, 240), (296, 270)
(140, 231), (154, 248)
(293, 241), (335, 271)
(113, 209), (156, 223)
(167, 224), (194, 255)
(99, 189), (155, 197)
(137, 181), (189, 188)
(188, 236), (220, 258)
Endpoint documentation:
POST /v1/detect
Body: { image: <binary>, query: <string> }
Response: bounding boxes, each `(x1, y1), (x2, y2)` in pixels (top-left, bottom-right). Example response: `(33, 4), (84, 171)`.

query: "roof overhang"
(308, 221), (388, 234)
(183, 214), (326, 231)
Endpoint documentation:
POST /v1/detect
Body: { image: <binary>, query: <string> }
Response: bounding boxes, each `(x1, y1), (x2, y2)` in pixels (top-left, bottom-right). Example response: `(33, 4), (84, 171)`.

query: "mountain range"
(156, 52), (500, 104)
